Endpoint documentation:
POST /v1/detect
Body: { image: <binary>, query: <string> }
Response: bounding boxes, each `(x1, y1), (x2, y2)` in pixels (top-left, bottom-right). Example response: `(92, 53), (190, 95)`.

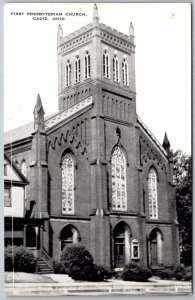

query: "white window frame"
(122, 59), (129, 86)
(4, 187), (11, 207)
(103, 50), (110, 79)
(148, 168), (158, 220)
(74, 56), (81, 83)
(65, 60), (71, 87)
(113, 55), (120, 82)
(84, 51), (90, 79)
(131, 239), (140, 259)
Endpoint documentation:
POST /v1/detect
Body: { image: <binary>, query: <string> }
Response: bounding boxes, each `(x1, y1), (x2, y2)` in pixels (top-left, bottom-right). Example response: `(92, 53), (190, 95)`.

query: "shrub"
(174, 264), (185, 281)
(88, 264), (113, 281)
(122, 263), (152, 282)
(60, 245), (94, 280)
(158, 269), (174, 280)
(5, 246), (13, 271)
(4, 246), (36, 273)
(54, 260), (67, 274)
(183, 266), (192, 281)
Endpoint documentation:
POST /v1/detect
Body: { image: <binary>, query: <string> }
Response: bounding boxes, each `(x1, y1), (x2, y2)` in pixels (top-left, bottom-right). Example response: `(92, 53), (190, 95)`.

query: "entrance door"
(114, 232), (125, 267)
(150, 239), (157, 265)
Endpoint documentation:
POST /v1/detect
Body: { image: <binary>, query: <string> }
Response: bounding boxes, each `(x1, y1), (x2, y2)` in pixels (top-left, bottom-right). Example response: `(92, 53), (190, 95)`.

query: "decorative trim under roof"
(137, 115), (167, 157)
(45, 96), (93, 130)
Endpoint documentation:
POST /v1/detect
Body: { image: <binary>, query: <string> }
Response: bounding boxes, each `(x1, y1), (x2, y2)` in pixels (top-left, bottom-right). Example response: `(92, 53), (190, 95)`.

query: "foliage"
(54, 260), (67, 274)
(158, 269), (174, 280)
(5, 246), (13, 271)
(122, 263), (152, 282)
(172, 150), (192, 266)
(173, 264), (185, 280)
(5, 246), (36, 273)
(60, 245), (112, 281)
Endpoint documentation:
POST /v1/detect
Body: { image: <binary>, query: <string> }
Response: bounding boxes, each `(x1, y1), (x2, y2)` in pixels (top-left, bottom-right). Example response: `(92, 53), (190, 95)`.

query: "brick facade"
(4, 4), (180, 270)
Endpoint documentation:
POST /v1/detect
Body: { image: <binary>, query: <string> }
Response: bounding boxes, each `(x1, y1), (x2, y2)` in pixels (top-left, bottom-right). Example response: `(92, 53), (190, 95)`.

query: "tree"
(172, 150), (192, 266)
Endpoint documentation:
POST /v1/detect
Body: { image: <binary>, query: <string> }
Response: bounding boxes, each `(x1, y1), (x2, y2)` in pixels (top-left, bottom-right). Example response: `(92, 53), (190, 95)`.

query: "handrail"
(40, 248), (54, 270)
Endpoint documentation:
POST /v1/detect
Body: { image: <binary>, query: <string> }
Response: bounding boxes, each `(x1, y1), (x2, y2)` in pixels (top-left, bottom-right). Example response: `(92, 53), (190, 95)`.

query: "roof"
(4, 152), (29, 184)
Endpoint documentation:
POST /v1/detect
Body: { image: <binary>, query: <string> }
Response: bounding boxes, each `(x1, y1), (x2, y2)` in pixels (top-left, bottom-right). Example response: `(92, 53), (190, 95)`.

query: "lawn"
(5, 272), (56, 283)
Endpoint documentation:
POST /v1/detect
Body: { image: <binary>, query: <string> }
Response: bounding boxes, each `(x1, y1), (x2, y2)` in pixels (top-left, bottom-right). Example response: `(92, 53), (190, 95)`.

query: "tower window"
(148, 168), (158, 219)
(122, 59), (129, 86)
(84, 51), (90, 79)
(111, 146), (127, 211)
(103, 50), (110, 79)
(61, 153), (74, 214)
(65, 60), (71, 87)
(75, 56), (81, 83)
(113, 55), (119, 82)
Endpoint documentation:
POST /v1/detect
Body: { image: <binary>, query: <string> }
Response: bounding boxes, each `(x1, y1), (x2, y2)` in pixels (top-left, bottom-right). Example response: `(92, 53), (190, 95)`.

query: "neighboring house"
(4, 4), (180, 271)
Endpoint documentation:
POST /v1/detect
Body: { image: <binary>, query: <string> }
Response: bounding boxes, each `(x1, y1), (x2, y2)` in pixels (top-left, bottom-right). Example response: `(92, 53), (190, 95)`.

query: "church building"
(4, 4), (180, 271)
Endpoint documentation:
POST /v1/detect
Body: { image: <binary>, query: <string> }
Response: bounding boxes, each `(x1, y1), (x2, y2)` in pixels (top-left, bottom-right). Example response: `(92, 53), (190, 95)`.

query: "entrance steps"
(37, 258), (53, 274)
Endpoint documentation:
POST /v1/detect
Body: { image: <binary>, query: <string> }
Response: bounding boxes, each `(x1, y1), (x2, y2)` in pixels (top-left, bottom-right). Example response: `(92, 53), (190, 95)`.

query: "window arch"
(84, 51), (90, 79)
(122, 59), (129, 86)
(75, 56), (81, 83)
(111, 146), (127, 211)
(113, 55), (119, 82)
(148, 168), (158, 219)
(61, 153), (74, 214)
(65, 60), (71, 87)
(103, 50), (110, 79)
(60, 224), (80, 250)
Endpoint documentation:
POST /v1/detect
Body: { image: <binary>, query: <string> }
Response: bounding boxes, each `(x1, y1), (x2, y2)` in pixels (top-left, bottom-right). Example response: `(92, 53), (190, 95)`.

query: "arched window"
(111, 146), (127, 211)
(61, 153), (74, 214)
(65, 60), (71, 87)
(113, 55), (119, 82)
(122, 59), (129, 86)
(84, 51), (90, 79)
(148, 168), (158, 219)
(60, 225), (80, 250)
(75, 56), (81, 83)
(103, 50), (110, 79)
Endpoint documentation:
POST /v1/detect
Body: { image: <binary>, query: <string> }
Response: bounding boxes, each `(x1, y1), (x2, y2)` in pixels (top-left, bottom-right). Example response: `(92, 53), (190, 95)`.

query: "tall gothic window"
(62, 153), (74, 214)
(84, 51), (90, 79)
(103, 50), (110, 79)
(148, 168), (158, 219)
(111, 146), (127, 211)
(122, 59), (129, 86)
(113, 55), (119, 82)
(65, 60), (71, 87)
(75, 56), (81, 83)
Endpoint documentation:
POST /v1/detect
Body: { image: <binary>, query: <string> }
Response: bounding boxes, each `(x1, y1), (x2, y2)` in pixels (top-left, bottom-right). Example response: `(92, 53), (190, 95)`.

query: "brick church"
(4, 4), (180, 270)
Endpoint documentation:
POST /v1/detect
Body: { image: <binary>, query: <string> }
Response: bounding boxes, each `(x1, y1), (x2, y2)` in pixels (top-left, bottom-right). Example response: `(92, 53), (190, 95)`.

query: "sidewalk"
(5, 275), (192, 296)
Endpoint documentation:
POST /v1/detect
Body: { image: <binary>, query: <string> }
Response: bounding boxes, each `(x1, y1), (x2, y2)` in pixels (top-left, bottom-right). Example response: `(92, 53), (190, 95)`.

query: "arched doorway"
(113, 222), (131, 268)
(149, 228), (163, 266)
(26, 225), (39, 248)
(60, 225), (80, 251)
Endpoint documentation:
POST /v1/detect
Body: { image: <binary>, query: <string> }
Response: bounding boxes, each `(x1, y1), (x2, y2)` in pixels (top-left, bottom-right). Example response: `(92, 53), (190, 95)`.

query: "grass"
(5, 272), (56, 283)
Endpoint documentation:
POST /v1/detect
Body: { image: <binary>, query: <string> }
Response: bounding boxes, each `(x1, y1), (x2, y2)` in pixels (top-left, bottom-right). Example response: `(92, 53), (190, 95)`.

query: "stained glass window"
(111, 146), (127, 211)
(148, 169), (158, 219)
(62, 153), (74, 214)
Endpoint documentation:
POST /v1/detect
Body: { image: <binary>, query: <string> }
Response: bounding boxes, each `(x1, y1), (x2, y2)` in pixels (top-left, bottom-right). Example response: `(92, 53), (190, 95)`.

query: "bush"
(88, 264), (113, 281)
(183, 266), (192, 281)
(122, 263), (152, 282)
(60, 245), (94, 280)
(54, 260), (67, 274)
(158, 269), (174, 280)
(4, 246), (36, 273)
(174, 264), (185, 280)
(5, 246), (13, 271)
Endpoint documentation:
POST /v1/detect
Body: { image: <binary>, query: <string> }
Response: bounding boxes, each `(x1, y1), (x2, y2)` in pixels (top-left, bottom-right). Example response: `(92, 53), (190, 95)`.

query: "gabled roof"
(4, 152), (29, 184)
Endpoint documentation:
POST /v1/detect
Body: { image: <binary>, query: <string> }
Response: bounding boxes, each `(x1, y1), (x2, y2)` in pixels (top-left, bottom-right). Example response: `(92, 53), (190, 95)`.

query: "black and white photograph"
(4, 2), (191, 296)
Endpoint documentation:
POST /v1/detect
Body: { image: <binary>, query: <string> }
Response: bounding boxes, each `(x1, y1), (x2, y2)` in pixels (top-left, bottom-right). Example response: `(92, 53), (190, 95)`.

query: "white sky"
(4, 3), (191, 154)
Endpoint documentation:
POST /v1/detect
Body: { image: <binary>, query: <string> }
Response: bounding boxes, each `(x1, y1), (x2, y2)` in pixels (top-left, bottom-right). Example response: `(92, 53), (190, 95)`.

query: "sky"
(4, 3), (191, 154)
